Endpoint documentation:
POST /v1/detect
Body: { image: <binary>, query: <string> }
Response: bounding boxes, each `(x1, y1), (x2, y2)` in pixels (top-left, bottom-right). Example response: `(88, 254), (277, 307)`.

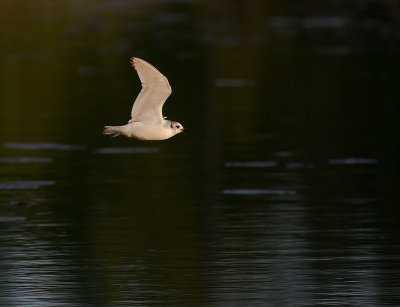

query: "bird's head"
(170, 121), (185, 135)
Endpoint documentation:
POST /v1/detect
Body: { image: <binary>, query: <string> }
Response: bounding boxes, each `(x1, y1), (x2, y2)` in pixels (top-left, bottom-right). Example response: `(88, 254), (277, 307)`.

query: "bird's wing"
(129, 57), (172, 123)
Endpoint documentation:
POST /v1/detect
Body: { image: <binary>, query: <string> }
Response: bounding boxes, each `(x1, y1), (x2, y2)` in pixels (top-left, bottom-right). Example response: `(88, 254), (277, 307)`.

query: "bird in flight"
(103, 57), (184, 140)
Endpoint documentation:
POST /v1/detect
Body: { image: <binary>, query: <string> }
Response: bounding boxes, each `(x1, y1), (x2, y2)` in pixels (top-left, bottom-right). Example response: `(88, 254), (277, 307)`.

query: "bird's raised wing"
(129, 57), (172, 124)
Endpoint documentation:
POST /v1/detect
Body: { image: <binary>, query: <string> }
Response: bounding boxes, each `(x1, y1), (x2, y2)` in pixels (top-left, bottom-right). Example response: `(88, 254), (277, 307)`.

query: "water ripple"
(0, 157), (52, 163)
(0, 181), (55, 190)
(5, 142), (87, 151)
(0, 216), (26, 223)
(223, 189), (297, 195)
(328, 158), (378, 165)
(225, 161), (278, 168)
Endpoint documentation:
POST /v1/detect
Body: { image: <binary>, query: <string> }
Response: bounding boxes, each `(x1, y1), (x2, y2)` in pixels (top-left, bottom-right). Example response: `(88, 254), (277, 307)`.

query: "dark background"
(1, 1), (400, 306)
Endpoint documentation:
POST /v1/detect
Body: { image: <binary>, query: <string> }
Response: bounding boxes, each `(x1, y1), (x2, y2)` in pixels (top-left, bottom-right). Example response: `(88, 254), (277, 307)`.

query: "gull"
(103, 57), (184, 140)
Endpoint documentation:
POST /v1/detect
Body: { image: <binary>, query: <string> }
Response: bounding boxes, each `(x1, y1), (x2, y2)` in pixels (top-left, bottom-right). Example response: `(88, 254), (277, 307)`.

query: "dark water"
(1, 1), (400, 306)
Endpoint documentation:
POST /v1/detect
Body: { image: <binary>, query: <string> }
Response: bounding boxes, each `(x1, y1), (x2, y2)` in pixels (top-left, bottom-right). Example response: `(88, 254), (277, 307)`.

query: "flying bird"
(103, 57), (184, 140)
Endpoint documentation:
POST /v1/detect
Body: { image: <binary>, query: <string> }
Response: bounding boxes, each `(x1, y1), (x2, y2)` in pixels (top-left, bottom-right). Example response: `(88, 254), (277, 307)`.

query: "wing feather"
(129, 57), (172, 123)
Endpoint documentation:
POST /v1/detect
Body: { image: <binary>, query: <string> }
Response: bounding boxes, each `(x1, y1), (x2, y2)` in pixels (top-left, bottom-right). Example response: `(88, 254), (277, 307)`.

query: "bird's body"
(103, 57), (184, 140)
(104, 120), (177, 140)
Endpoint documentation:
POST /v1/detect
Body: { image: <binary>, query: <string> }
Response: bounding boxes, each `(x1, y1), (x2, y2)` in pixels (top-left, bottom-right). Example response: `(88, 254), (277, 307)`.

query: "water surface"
(1, 1), (400, 306)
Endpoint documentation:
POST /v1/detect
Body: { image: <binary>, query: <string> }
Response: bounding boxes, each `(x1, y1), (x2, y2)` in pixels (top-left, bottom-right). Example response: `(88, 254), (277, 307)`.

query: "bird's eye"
(176, 125), (180, 129)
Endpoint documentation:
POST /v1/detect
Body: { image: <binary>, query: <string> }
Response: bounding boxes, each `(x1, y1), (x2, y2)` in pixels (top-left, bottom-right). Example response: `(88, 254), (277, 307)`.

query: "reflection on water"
(328, 158), (378, 165)
(5, 143), (87, 151)
(223, 189), (297, 195)
(1, 0), (400, 306)
(0, 181), (55, 190)
(225, 161), (279, 168)
(0, 157), (52, 163)
(0, 216), (26, 222)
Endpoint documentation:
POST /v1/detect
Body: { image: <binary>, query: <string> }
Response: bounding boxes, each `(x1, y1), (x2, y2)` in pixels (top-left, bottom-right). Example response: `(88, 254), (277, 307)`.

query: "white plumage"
(103, 57), (184, 140)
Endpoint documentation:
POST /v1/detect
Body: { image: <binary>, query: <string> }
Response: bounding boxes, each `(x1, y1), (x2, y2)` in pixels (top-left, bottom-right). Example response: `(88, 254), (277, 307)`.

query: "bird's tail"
(103, 126), (120, 138)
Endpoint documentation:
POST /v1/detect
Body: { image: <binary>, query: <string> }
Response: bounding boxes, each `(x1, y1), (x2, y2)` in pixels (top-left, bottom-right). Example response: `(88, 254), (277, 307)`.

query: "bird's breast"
(127, 122), (172, 140)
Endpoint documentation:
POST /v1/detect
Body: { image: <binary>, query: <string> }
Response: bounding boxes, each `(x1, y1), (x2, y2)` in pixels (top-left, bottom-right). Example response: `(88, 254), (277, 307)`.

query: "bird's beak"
(183, 128), (189, 132)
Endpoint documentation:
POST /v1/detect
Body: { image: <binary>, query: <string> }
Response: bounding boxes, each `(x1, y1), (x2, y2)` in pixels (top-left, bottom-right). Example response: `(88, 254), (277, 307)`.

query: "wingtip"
(130, 57), (137, 68)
